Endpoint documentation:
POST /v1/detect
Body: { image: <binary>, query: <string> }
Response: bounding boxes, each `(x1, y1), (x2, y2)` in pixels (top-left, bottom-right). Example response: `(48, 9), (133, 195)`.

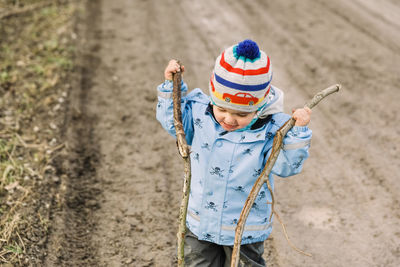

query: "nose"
(224, 113), (236, 125)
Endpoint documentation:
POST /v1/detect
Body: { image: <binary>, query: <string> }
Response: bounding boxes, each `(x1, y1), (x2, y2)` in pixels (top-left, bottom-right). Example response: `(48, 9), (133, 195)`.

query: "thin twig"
(273, 210), (312, 257)
(172, 62), (192, 267)
(265, 175), (311, 256)
(1, 165), (14, 187)
(231, 84), (340, 267)
(5, 148), (16, 167)
(0, 254), (7, 262)
(48, 143), (65, 155)
(16, 232), (26, 253)
(0, 0), (56, 20)
(15, 133), (44, 149)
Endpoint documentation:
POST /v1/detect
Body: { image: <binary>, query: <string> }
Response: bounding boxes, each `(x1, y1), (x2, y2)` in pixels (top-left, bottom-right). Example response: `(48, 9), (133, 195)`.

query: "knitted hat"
(209, 39), (273, 112)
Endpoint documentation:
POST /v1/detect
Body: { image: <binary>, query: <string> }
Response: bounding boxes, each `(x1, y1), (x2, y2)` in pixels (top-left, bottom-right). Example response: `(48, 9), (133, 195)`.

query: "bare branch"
(172, 62), (192, 267)
(273, 210), (312, 257)
(0, 1), (56, 20)
(305, 84), (341, 109)
(231, 84), (341, 267)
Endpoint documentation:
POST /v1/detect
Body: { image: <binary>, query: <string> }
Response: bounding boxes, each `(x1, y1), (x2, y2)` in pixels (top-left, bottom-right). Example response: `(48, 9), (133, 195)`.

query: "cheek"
(237, 117), (253, 127)
(214, 112), (224, 123)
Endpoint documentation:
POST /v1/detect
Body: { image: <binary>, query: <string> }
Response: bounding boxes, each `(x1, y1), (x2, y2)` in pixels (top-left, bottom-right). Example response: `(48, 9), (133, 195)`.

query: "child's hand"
(164, 59), (185, 81)
(292, 107), (312, 126)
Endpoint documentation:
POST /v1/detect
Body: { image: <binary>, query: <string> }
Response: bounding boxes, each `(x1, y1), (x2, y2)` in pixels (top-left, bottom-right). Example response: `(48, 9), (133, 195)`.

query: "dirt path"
(45, 0), (400, 266)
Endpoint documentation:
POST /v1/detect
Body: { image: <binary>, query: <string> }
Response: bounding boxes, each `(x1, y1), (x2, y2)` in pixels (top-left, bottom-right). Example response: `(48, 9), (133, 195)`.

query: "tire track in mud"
(75, 0), (185, 266)
(44, 1), (103, 265)
(314, 0), (400, 54)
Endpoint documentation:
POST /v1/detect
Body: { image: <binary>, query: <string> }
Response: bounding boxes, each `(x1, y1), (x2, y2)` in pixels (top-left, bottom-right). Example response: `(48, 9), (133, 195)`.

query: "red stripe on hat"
(220, 52), (270, 76)
(210, 75), (215, 92)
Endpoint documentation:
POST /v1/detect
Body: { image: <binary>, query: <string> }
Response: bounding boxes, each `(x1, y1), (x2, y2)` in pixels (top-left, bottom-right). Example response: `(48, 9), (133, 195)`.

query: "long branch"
(0, 0), (59, 20)
(231, 84), (340, 267)
(172, 65), (192, 267)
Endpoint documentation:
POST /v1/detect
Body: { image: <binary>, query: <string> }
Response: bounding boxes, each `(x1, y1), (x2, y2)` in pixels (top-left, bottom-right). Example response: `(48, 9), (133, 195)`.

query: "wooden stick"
(0, 0), (57, 20)
(231, 84), (341, 267)
(172, 63), (192, 267)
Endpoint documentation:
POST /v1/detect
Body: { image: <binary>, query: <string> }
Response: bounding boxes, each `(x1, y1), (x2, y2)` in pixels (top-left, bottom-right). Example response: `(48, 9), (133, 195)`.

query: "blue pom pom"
(236, 39), (260, 60)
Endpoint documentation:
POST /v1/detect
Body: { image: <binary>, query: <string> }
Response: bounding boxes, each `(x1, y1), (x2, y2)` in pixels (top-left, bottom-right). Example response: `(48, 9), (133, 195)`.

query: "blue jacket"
(156, 80), (312, 245)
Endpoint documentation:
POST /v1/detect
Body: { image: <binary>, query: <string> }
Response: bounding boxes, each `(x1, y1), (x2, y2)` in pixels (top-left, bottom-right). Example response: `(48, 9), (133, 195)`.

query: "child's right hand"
(292, 107), (312, 126)
(164, 59), (185, 81)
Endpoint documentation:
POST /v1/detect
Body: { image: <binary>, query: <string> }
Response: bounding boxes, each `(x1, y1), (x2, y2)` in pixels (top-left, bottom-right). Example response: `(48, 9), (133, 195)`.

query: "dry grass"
(0, 0), (45, 9)
(0, 0), (77, 263)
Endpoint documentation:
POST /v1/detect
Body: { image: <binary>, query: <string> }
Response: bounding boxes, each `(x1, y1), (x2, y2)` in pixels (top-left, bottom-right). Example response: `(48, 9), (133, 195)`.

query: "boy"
(156, 40), (312, 266)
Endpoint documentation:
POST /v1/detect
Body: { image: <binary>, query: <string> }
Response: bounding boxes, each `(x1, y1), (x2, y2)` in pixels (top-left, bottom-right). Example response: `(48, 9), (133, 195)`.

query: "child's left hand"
(164, 59), (185, 81)
(292, 107), (312, 126)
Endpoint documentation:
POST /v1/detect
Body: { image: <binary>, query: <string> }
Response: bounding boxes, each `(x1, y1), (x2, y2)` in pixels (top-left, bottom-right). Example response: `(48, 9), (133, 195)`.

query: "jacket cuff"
(158, 90), (187, 99)
(158, 79), (186, 92)
(290, 126), (309, 136)
(157, 80), (188, 99)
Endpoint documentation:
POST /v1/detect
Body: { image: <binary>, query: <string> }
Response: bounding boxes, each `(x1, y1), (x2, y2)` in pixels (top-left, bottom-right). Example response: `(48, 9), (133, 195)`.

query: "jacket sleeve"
(269, 125), (312, 177)
(156, 80), (195, 145)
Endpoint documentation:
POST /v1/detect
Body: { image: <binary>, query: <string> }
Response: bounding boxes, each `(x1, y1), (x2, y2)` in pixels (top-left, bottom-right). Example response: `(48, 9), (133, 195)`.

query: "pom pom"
(236, 39), (260, 60)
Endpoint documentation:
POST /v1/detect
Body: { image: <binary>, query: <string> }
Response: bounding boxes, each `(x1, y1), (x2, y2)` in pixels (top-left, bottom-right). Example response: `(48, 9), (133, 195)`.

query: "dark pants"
(184, 230), (266, 267)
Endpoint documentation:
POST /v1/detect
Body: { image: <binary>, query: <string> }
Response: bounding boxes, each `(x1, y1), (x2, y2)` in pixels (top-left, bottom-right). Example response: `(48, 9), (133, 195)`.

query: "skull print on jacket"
(156, 80), (312, 245)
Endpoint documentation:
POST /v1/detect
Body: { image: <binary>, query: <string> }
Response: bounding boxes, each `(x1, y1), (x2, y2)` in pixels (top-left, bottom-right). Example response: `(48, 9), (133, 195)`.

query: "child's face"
(212, 105), (257, 131)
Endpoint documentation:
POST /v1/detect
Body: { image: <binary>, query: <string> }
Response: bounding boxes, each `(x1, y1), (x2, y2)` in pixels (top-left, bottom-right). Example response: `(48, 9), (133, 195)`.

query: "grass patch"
(0, 0), (77, 264)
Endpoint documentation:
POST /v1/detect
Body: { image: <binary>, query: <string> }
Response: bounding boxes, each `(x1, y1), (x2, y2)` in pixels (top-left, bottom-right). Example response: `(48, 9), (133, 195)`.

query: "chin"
(224, 128), (236, 131)
(221, 123), (239, 131)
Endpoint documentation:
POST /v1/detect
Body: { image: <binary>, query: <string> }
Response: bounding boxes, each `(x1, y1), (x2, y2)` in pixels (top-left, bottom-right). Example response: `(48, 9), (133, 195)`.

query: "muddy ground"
(40, 0), (400, 266)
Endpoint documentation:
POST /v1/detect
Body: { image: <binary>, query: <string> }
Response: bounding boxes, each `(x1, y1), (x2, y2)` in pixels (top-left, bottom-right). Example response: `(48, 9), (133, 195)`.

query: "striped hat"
(209, 39), (273, 112)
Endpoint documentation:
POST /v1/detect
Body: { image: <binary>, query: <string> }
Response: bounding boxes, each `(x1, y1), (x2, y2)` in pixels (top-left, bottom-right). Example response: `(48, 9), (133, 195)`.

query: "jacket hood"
(258, 86), (284, 119)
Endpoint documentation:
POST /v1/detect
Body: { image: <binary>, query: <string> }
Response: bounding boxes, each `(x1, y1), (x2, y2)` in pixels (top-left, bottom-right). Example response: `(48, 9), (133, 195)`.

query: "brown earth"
(43, 0), (400, 266)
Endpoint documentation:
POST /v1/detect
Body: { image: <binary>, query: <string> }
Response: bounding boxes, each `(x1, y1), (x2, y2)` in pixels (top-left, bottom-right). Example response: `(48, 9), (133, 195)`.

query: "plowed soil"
(45, 0), (400, 266)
